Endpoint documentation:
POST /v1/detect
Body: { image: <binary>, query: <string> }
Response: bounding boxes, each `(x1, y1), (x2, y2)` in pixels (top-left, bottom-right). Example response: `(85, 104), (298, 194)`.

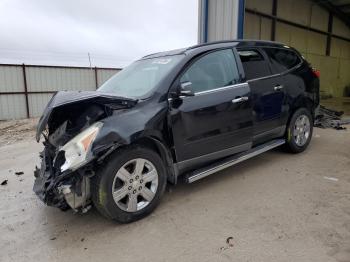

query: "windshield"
(98, 55), (184, 99)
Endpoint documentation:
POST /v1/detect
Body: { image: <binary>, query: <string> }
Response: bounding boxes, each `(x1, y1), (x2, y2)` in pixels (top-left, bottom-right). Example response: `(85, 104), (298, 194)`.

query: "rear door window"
(180, 49), (240, 93)
(263, 48), (302, 74)
(237, 49), (271, 80)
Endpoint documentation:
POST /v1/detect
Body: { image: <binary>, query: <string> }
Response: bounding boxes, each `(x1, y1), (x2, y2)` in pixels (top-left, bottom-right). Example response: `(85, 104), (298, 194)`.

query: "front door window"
(180, 49), (240, 94)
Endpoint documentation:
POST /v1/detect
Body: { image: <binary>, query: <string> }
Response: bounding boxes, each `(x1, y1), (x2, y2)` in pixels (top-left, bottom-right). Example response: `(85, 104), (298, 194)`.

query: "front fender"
(91, 101), (169, 156)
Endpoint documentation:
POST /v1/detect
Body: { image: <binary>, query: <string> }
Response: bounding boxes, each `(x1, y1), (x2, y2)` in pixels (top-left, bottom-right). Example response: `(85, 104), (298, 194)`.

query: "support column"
(271, 0), (278, 41)
(22, 64), (30, 118)
(94, 67), (99, 89)
(237, 0), (245, 39)
(326, 12), (333, 56)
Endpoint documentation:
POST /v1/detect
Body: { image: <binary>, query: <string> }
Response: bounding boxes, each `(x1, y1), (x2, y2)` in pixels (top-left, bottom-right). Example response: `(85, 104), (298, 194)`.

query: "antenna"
(88, 52), (92, 69)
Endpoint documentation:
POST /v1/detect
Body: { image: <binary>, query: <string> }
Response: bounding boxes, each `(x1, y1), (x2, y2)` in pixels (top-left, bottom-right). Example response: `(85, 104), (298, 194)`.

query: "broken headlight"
(60, 122), (103, 172)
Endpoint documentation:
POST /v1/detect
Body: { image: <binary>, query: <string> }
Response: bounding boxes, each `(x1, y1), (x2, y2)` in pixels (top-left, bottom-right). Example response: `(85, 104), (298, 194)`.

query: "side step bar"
(186, 139), (285, 183)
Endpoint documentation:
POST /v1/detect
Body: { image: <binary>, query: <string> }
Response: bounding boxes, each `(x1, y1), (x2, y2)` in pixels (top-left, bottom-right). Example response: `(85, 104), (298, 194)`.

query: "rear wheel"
(92, 146), (167, 223)
(285, 108), (313, 153)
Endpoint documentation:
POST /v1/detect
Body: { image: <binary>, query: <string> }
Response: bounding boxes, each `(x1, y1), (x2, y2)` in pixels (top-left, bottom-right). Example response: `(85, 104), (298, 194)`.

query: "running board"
(186, 139), (285, 183)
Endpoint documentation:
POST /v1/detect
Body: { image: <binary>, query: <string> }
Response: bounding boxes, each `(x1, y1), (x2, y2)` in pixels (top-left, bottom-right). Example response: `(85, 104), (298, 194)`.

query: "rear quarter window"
(263, 48), (302, 74)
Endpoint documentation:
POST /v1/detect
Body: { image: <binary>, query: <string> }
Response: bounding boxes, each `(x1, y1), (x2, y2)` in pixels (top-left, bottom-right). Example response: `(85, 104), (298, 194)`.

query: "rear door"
(262, 47), (305, 125)
(237, 48), (286, 143)
(169, 49), (253, 170)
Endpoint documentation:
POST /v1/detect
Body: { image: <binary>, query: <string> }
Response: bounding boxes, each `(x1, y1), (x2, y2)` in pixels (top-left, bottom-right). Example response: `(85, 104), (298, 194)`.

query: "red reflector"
(312, 68), (320, 78)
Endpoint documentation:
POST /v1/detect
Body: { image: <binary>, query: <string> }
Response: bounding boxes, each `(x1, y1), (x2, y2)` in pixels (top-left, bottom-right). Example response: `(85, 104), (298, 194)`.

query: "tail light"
(312, 68), (320, 78)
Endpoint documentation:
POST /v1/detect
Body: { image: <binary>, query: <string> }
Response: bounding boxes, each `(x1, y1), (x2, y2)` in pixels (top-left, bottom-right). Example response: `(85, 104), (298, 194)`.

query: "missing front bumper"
(33, 148), (92, 211)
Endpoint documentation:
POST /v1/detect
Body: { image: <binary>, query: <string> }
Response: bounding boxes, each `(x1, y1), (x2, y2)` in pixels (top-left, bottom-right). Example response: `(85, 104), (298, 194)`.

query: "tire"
(285, 108), (313, 153)
(92, 145), (167, 223)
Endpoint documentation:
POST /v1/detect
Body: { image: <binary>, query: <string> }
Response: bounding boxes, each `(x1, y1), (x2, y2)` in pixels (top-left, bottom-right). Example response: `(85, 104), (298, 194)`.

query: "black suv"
(34, 40), (320, 222)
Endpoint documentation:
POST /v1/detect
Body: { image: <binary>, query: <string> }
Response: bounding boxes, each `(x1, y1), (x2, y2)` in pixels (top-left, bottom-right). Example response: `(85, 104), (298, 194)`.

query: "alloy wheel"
(293, 114), (311, 146)
(111, 158), (158, 212)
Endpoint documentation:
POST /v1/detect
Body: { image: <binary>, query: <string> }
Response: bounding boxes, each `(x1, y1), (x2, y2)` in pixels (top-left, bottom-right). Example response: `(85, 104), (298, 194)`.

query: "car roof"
(142, 40), (287, 59)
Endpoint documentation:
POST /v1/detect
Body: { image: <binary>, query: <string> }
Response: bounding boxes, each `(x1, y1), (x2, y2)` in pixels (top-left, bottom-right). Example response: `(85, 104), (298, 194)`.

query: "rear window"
(237, 49), (271, 80)
(263, 48), (302, 74)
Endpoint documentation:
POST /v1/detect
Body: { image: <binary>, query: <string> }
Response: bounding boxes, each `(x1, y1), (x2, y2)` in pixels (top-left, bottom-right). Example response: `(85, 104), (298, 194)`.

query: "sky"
(0, 0), (198, 67)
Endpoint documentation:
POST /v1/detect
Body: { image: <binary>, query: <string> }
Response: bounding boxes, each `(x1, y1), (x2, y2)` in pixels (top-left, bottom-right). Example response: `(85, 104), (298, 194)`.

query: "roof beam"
(313, 0), (350, 28)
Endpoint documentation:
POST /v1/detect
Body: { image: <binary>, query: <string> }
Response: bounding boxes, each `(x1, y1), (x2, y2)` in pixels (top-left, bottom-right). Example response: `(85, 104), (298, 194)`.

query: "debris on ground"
(324, 176), (339, 182)
(15, 171), (24, 176)
(220, 237), (235, 251)
(1, 180), (8, 186)
(50, 237), (57, 241)
(226, 237), (234, 247)
(315, 106), (350, 130)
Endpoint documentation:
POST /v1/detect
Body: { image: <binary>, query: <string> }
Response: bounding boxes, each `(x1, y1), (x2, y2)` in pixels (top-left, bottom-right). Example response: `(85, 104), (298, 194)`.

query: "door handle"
(274, 85), (284, 91)
(232, 96), (249, 103)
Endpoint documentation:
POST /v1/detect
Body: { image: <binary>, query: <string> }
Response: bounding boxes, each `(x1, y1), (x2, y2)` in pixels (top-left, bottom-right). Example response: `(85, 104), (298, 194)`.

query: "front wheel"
(92, 146), (167, 223)
(285, 108), (313, 153)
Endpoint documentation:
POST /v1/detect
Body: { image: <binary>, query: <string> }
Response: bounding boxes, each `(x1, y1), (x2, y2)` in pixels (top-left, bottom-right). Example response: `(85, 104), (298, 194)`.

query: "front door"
(169, 49), (253, 170)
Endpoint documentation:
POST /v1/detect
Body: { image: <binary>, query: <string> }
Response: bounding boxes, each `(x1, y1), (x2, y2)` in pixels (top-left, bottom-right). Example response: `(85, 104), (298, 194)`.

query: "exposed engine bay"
(33, 91), (137, 212)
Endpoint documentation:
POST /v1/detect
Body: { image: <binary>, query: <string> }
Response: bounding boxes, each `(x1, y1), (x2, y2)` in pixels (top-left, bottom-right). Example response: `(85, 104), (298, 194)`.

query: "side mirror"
(179, 81), (194, 97)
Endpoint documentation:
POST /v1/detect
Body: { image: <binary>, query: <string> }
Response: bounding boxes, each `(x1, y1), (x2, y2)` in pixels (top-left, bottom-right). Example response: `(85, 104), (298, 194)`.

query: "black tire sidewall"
(93, 146), (167, 223)
(286, 108), (313, 153)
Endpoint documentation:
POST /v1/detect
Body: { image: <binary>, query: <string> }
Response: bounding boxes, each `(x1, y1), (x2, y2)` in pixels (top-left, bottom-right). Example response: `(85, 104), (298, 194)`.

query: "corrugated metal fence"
(0, 64), (121, 120)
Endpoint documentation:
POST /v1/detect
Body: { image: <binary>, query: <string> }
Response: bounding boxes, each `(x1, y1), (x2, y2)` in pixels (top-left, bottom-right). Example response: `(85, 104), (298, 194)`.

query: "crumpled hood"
(36, 90), (137, 142)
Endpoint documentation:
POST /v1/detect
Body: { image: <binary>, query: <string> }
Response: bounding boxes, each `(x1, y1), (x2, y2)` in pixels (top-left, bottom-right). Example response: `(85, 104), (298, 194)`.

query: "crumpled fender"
(36, 91), (137, 142)
(91, 101), (169, 156)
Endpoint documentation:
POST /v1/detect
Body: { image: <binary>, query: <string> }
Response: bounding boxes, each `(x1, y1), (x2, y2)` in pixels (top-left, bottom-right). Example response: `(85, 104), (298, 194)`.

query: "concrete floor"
(0, 127), (350, 262)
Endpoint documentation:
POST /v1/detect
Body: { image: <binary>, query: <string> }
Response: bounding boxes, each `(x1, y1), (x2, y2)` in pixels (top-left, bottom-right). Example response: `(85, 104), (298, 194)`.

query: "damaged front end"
(33, 91), (137, 212)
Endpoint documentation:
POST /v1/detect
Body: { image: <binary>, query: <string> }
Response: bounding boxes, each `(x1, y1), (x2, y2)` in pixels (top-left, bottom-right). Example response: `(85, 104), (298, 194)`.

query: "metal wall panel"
(277, 0), (312, 26)
(0, 66), (24, 92)
(245, 0), (273, 15)
(331, 38), (350, 59)
(97, 69), (119, 87)
(275, 22), (327, 55)
(307, 31), (327, 55)
(244, 13), (272, 40)
(207, 0), (240, 42)
(0, 94), (27, 119)
(28, 93), (54, 118)
(333, 17), (350, 39)
(310, 4), (328, 32)
(338, 58), (350, 97)
(26, 67), (96, 92)
(0, 65), (121, 120)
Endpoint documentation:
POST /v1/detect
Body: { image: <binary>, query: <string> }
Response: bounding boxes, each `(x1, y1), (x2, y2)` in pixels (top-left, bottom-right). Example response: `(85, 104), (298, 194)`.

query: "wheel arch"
(286, 96), (315, 129)
(130, 136), (178, 185)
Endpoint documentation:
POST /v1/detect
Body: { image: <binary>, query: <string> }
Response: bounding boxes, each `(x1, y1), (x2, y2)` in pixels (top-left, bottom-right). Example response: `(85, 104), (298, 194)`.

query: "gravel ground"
(0, 121), (349, 262)
(0, 118), (37, 147)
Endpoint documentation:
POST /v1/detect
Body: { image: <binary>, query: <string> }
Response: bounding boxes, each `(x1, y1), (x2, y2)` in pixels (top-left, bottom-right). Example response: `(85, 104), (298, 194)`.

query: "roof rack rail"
(186, 39), (285, 51)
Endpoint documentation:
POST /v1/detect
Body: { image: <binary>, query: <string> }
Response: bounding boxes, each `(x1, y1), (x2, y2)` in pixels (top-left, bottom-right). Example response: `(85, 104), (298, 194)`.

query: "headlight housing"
(60, 122), (103, 172)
